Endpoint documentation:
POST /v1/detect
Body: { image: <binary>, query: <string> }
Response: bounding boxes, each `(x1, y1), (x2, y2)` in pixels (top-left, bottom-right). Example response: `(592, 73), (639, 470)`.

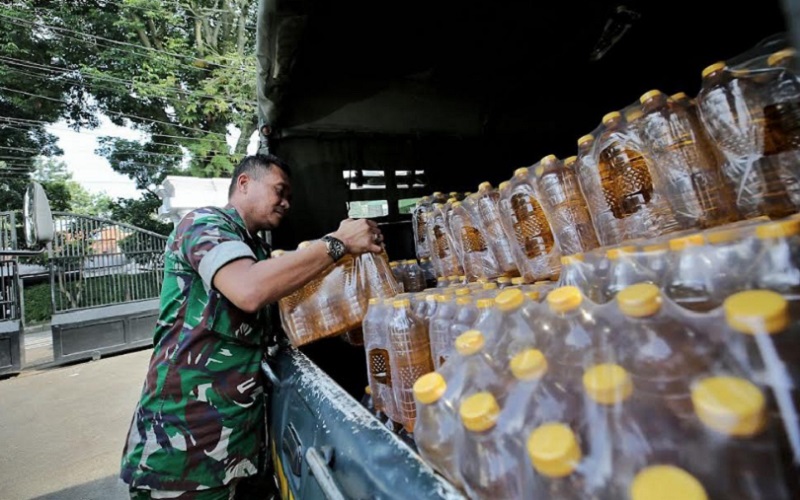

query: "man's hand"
(331, 218), (383, 255)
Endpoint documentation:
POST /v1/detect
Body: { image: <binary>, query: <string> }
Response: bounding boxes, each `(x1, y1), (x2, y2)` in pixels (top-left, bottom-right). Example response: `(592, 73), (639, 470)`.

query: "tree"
(32, 157), (113, 217)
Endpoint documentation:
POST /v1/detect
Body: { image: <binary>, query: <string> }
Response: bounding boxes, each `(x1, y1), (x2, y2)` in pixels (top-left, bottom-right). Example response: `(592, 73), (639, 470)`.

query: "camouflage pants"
(129, 484), (236, 500)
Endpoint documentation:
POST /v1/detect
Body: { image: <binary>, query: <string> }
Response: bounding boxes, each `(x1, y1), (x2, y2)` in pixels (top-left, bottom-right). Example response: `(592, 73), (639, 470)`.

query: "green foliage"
(110, 193), (173, 236)
(33, 158), (113, 217)
(23, 282), (52, 324)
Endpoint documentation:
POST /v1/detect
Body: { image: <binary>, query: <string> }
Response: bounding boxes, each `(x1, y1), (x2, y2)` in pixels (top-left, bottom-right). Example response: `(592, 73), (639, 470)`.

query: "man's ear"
(237, 173), (249, 195)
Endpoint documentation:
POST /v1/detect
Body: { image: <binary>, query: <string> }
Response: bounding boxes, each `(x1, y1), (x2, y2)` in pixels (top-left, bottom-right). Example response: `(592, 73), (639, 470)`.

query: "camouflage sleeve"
(176, 209), (256, 288)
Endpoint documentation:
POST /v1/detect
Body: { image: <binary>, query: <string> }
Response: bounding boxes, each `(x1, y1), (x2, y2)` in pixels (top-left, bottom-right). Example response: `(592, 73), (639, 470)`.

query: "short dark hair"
(228, 154), (291, 198)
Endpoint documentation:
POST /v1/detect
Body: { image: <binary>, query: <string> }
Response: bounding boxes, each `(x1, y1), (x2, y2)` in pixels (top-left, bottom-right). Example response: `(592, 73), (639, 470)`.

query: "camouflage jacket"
(121, 205), (271, 491)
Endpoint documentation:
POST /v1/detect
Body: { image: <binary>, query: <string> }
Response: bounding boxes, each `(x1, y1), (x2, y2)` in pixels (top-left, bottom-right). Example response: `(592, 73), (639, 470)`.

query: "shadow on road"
(31, 474), (128, 500)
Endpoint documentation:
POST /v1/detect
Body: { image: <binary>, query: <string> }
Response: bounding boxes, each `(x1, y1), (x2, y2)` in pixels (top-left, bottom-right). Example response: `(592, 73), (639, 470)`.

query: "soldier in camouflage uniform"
(121, 154), (384, 499)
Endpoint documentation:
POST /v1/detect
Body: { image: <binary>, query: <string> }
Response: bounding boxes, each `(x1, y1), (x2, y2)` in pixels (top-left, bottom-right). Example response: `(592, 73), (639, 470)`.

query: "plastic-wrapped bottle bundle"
(402, 259), (427, 293)
(419, 257), (437, 288)
(575, 133), (626, 246)
(752, 219), (800, 316)
(389, 261), (405, 292)
(412, 196), (434, 260)
(450, 199), (502, 281)
(364, 298), (401, 424)
(601, 245), (658, 302)
(662, 234), (718, 311)
(429, 293), (459, 370)
(639, 89), (740, 229)
(536, 155), (600, 256)
(473, 182), (520, 277)
(427, 203), (462, 279)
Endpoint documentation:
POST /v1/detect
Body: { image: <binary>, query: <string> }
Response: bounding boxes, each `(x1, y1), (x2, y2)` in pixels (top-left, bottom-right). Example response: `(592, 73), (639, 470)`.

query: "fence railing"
(0, 211), (17, 252)
(49, 212), (167, 313)
(0, 260), (20, 322)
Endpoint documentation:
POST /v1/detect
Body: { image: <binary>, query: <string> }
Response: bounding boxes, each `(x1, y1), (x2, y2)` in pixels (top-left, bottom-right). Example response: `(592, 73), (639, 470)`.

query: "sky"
(46, 117), (259, 200)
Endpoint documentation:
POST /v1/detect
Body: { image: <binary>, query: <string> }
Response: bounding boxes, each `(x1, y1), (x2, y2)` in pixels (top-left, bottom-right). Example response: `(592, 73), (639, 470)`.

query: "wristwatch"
(321, 235), (347, 262)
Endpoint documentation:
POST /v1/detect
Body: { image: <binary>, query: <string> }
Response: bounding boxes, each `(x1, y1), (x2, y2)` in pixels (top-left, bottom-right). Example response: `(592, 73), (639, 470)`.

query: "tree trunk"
(195, 19), (204, 56)
(234, 118), (257, 155)
(147, 18), (164, 51)
(132, 15), (153, 49)
(236, 3), (247, 56)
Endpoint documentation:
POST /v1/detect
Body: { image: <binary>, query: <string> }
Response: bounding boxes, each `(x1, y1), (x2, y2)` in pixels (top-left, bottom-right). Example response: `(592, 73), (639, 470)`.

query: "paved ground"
(0, 348), (152, 500)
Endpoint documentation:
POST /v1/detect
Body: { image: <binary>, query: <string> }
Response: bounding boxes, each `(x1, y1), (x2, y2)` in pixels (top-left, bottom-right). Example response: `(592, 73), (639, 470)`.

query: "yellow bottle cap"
(630, 465), (709, 500)
(478, 182), (492, 192)
(434, 294), (451, 303)
(755, 219), (800, 239)
(723, 290), (789, 335)
(527, 423), (582, 478)
(433, 191), (443, 197)
(495, 277), (510, 285)
(578, 134), (594, 146)
(669, 234), (705, 251)
(389, 261), (399, 268)
(434, 203), (444, 209)
(583, 363), (634, 405)
(464, 192), (472, 196)
(272, 249), (286, 257)
(606, 245), (636, 260)
(564, 156), (577, 167)
(510, 348), (548, 381)
(476, 298), (495, 309)
(534, 280), (552, 285)
(437, 277), (447, 282)
(640, 89), (664, 104)
(642, 243), (668, 252)
(455, 288), (471, 296)
(541, 154), (558, 165)
(393, 299), (411, 308)
(511, 277), (526, 286)
(482, 282), (498, 290)
(459, 275), (467, 281)
(459, 392), (500, 432)
(617, 283), (662, 317)
(495, 288), (525, 312)
(691, 376), (766, 437)
(499, 181), (510, 191)
(452, 201), (462, 208)
(298, 241), (313, 249)
(768, 48), (796, 67)
(447, 276), (459, 282)
(365, 385), (372, 395)
(670, 91), (689, 102)
(413, 372), (447, 405)
(547, 286), (583, 313)
(534, 164), (544, 177)
(383, 298), (395, 305)
(561, 253), (585, 265)
(625, 109), (644, 122)
(455, 330), (485, 356)
(449, 191), (458, 197)
(525, 291), (541, 301)
(602, 111), (622, 125)
(368, 298), (379, 306)
(456, 296), (472, 306)
(702, 61), (726, 78)
(514, 167), (529, 178)
(447, 197), (457, 204)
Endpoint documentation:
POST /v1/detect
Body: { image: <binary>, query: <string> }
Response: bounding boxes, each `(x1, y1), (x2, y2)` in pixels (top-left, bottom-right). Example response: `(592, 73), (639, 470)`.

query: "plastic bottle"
(722, 290), (800, 471)
(663, 234), (717, 311)
(364, 297), (400, 423)
(446, 296), (480, 357)
(457, 392), (533, 499)
(615, 283), (719, 419)
(536, 154), (599, 257)
(474, 182), (520, 277)
(541, 286), (614, 390)
(450, 199), (500, 281)
(426, 203), (461, 278)
(557, 254), (592, 299)
(755, 49), (800, 212)
(361, 385), (375, 413)
(432, 191), (448, 204)
(526, 422), (593, 500)
(597, 111), (679, 239)
(602, 245), (657, 302)
(697, 61), (794, 218)
(628, 465), (709, 500)
(388, 298), (434, 432)
(403, 259), (427, 293)
(390, 261), (405, 293)
(412, 196), (433, 260)
(364, 252), (402, 299)
(419, 257), (437, 288)
(488, 288), (545, 368)
(575, 134), (625, 246)
(639, 89), (739, 229)
(687, 375), (790, 499)
(752, 220), (800, 316)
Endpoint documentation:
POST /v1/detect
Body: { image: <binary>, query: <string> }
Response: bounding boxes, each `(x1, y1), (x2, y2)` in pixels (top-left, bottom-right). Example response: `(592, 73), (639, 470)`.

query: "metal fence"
(0, 211), (17, 251)
(0, 260), (20, 322)
(49, 212), (167, 313)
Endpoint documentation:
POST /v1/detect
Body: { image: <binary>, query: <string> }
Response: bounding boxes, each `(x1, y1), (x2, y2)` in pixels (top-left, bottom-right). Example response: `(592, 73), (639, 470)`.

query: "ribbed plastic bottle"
(639, 89), (739, 229)
(389, 261), (405, 293)
(752, 219), (800, 316)
(536, 154), (600, 256)
(364, 297), (400, 423)
(575, 134), (625, 246)
(597, 111), (679, 239)
(628, 466), (709, 500)
(450, 199), (500, 281)
(413, 196), (433, 260)
(615, 283), (719, 418)
(426, 203), (461, 279)
(697, 61), (794, 218)
(474, 182), (520, 277)
(403, 259), (427, 293)
(388, 298), (434, 432)
(602, 245), (657, 302)
(457, 392), (534, 499)
(429, 294), (459, 370)
(664, 234), (717, 311)
(489, 288), (546, 368)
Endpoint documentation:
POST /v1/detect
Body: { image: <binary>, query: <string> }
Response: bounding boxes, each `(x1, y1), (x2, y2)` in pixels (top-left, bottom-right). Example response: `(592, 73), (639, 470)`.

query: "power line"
(0, 144), (190, 160)
(0, 12), (247, 74)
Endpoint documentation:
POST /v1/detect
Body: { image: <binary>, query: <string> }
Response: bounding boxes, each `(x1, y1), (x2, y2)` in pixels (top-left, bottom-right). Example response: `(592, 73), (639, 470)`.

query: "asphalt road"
(0, 349), (152, 500)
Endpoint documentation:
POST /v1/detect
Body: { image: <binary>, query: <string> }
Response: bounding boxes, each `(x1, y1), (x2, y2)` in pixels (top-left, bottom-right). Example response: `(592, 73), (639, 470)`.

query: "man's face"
(245, 166), (292, 231)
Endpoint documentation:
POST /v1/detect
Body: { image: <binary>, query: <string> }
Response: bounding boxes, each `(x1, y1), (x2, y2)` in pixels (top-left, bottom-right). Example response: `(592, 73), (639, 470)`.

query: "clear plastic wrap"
(639, 89), (740, 229)
(472, 182), (520, 277)
(412, 196), (433, 260)
(450, 199), (502, 281)
(278, 246), (400, 347)
(425, 203), (462, 279)
(535, 155), (600, 256)
(498, 168), (561, 282)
